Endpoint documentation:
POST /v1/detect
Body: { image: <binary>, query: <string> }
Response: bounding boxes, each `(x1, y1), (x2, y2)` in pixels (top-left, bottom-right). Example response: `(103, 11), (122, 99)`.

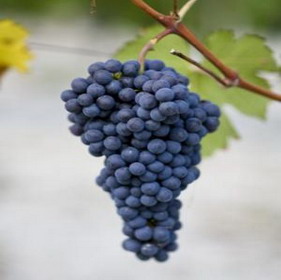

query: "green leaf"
(114, 27), (279, 157)
(201, 112), (240, 157)
(194, 30), (278, 119)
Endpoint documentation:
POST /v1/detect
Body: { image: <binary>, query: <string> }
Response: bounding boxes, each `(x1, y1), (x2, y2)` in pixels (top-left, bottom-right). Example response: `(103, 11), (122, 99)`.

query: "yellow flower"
(0, 19), (33, 74)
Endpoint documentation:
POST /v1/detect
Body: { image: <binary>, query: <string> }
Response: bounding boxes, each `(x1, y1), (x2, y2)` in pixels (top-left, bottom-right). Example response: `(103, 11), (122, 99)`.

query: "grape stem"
(170, 49), (234, 87)
(172, 0), (179, 19)
(138, 28), (173, 71)
(131, 0), (281, 102)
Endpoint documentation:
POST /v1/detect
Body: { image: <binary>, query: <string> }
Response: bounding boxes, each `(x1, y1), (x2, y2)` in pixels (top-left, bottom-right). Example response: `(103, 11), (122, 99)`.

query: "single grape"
(129, 162), (146, 176)
(185, 118), (202, 132)
(147, 161), (165, 173)
(118, 207), (139, 220)
(145, 60), (165, 71)
(120, 76), (134, 88)
(140, 195), (158, 207)
(126, 196), (142, 208)
(121, 147), (139, 162)
(122, 61), (140, 77)
(141, 182), (160, 196)
(145, 120), (161, 132)
(127, 118), (145, 132)
(94, 70), (113, 85)
(201, 101), (221, 117)
(106, 80), (122, 95)
(152, 80), (170, 93)
(137, 107), (151, 120)
(153, 227), (170, 242)
(144, 70), (163, 80)
(96, 95), (115, 110)
(158, 166), (173, 180)
(156, 188), (173, 203)
(204, 117), (220, 132)
(103, 123), (117, 136)
(113, 187), (130, 200)
(71, 78), (88, 93)
(169, 127), (189, 142)
(142, 80), (154, 92)
(116, 122), (131, 136)
(147, 139), (167, 154)
(88, 142), (104, 156)
(117, 108), (135, 123)
(106, 154), (126, 170)
(122, 239), (142, 253)
(61, 89), (77, 102)
(157, 152), (173, 164)
(139, 94), (157, 110)
(150, 108), (166, 122)
(65, 99), (81, 113)
(88, 62), (104, 75)
(85, 129), (104, 143)
(166, 141), (182, 154)
(128, 216), (147, 229)
(155, 250), (169, 262)
(153, 211), (168, 221)
(77, 93), (94, 106)
(69, 124), (83, 136)
(119, 88), (136, 102)
(87, 83), (105, 98)
(104, 136), (122, 151)
(173, 166), (188, 178)
(105, 59), (122, 73)
(141, 244), (159, 257)
(139, 151), (156, 165)
(134, 130), (152, 141)
(134, 226), (153, 241)
(134, 75), (150, 89)
(159, 102), (179, 116)
(155, 88), (175, 102)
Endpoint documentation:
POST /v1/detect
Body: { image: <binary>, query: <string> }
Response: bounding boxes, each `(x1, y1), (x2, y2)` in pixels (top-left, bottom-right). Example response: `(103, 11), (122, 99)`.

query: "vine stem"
(172, 0), (179, 18)
(131, 0), (281, 102)
(170, 49), (231, 87)
(138, 28), (173, 71)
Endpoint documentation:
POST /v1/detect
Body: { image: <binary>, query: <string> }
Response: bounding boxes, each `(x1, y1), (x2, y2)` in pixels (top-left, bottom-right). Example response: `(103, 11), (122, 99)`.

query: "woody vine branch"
(131, 0), (281, 102)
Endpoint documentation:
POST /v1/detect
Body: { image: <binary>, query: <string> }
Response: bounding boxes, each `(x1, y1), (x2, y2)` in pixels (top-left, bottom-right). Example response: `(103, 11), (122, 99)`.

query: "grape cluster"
(61, 59), (220, 261)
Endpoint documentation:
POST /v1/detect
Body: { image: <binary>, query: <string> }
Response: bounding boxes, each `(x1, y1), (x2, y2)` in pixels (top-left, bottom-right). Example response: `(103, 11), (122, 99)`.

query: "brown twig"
(131, 0), (281, 102)
(170, 49), (232, 87)
(138, 28), (173, 71)
(172, 0), (179, 18)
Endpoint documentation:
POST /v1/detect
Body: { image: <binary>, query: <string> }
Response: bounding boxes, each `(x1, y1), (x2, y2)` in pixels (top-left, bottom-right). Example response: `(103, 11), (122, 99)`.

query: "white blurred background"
(0, 21), (281, 280)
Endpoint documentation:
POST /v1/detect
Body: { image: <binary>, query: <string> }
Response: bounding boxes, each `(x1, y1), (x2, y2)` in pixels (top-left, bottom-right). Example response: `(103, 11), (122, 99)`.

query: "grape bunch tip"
(61, 58), (221, 262)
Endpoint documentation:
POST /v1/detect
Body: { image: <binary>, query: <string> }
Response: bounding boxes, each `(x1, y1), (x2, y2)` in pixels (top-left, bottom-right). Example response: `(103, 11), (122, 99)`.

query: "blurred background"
(1, 0), (281, 32)
(0, 0), (281, 279)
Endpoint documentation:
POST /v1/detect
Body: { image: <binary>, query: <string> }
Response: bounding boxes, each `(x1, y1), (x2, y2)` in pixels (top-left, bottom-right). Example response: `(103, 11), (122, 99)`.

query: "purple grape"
(61, 58), (221, 262)
(61, 90), (77, 102)
(105, 59), (122, 73)
(71, 78), (88, 93)
(94, 70), (113, 85)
